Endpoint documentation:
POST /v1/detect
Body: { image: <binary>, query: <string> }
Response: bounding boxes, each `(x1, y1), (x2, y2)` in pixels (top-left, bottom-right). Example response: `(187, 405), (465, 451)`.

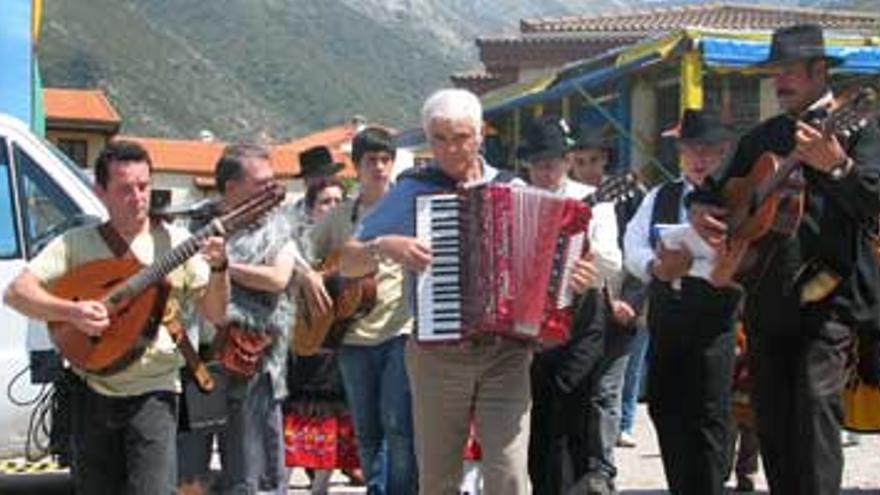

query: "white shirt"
(553, 178), (623, 290)
(623, 178), (694, 284)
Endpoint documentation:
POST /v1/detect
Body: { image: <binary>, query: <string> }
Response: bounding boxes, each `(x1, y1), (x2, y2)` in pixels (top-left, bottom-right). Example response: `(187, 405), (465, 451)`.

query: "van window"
(13, 144), (81, 256)
(0, 139), (21, 259)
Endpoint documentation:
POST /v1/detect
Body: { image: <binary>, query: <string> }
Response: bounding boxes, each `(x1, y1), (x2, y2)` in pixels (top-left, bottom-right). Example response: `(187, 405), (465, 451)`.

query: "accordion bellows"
(415, 184), (591, 345)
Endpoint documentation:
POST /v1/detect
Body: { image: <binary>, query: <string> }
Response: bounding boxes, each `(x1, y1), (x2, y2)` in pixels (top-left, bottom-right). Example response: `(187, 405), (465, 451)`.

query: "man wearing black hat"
(518, 116), (622, 495)
(569, 125), (650, 454)
(624, 109), (743, 495)
(689, 24), (880, 494)
(569, 126), (613, 188)
(286, 145), (345, 262)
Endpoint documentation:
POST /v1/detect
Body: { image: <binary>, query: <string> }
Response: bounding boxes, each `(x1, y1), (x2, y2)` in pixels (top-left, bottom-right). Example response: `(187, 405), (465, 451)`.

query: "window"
(0, 139), (21, 259)
(56, 138), (88, 168)
(14, 144), (83, 256)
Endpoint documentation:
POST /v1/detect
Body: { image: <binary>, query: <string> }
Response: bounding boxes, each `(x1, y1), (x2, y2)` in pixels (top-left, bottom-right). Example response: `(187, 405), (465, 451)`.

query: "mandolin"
(48, 183), (286, 374)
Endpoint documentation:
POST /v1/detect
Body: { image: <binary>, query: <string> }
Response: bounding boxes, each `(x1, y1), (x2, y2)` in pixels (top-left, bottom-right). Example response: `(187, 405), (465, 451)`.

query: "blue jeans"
(585, 342), (630, 480)
(338, 335), (417, 495)
(620, 326), (650, 435)
(218, 372), (286, 495)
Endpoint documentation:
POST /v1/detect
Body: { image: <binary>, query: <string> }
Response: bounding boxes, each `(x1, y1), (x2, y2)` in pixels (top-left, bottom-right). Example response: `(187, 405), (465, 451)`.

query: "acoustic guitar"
(292, 250), (377, 356)
(718, 86), (878, 282)
(48, 183), (286, 374)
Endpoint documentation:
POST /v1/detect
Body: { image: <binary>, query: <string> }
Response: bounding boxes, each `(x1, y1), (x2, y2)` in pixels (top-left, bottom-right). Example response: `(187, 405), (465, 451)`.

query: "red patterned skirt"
(284, 407), (360, 469)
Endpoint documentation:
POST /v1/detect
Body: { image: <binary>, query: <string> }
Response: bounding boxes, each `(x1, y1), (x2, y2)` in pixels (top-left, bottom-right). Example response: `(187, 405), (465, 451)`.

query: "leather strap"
(97, 222), (133, 259)
(167, 319), (215, 392)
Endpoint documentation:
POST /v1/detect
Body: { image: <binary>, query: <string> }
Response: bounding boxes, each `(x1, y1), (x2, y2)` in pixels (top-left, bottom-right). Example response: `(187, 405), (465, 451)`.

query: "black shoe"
(733, 477), (755, 492)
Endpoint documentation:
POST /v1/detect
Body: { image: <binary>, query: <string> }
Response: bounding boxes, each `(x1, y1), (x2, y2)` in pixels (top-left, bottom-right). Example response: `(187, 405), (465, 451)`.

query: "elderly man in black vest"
(689, 24), (880, 494)
(624, 109), (742, 495)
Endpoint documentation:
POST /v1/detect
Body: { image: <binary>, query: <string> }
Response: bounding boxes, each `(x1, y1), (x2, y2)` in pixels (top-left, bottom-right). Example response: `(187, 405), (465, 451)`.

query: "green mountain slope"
(39, 0), (875, 140)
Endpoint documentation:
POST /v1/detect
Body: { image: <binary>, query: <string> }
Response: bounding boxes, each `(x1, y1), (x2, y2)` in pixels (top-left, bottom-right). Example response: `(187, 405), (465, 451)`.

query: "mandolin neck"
(106, 221), (224, 306)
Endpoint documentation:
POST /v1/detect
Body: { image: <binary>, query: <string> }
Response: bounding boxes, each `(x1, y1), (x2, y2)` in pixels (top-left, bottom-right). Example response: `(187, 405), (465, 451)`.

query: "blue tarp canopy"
(701, 36), (880, 73)
(483, 29), (880, 118)
(484, 53), (659, 118)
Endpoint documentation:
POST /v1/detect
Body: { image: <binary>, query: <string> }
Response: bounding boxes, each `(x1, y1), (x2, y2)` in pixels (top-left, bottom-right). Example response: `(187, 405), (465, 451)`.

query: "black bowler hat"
(663, 109), (737, 144)
(295, 146), (344, 179)
(517, 116), (573, 163)
(754, 24), (843, 69)
(571, 124), (612, 151)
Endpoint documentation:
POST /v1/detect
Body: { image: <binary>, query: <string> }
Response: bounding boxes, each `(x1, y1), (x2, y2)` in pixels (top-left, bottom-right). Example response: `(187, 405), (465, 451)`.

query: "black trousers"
(746, 303), (852, 495)
(647, 279), (737, 495)
(529, 352), (590, 495)
(67, 372), (179, 495)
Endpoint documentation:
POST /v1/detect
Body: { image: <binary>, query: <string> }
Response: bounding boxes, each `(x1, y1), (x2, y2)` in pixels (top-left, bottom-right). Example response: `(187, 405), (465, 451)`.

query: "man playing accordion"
(339, 89), (601, 495)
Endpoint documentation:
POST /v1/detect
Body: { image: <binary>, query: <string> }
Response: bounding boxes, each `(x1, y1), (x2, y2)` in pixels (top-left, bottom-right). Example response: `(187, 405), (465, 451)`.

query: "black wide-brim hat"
(753, 23), (843, 69)
(664, 109), (737, 145)
(571, 124), (612, 151)
(517, 116), (572, 163)
(295, 145), (344, 179)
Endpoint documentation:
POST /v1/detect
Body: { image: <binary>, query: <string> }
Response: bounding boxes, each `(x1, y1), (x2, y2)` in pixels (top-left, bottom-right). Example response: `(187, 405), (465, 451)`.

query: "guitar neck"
(107, 222), (223, 305)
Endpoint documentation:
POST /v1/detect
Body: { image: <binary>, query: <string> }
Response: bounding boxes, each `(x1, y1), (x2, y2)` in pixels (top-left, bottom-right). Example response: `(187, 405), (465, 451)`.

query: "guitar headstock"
(589, 172), (642, 206)
(829, 85), (878, 140)
(217, 182), (286, 235)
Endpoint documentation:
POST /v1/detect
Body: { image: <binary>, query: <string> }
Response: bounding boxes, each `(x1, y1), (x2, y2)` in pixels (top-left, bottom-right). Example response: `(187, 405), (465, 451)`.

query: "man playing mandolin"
(3, 141), (230, 494)
(689, 24), (880, 494)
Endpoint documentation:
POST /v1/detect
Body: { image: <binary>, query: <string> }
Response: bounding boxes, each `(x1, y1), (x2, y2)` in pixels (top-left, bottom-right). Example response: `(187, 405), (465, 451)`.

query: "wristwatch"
(210, 258), (229, 273)
(829, 157), (854, 181)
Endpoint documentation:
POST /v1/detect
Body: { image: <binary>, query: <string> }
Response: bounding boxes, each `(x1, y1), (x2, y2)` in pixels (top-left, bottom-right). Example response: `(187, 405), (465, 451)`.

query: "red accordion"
(414, 183), (591, 345)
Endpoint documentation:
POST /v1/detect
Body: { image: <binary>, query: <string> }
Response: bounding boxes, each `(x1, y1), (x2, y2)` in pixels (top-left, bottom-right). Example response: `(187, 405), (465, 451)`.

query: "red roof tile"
(119, 136), (227, 175)
(43, 88), (121, 125)
(520, 3), (880, 34)
(119, 124), (367, 179)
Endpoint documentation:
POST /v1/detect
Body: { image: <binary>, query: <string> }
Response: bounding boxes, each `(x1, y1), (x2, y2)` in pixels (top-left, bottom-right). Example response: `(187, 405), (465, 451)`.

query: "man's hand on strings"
(296, 268), (333, 316)
(69, 300), (110, 337)
(689, 203), (728, 249)
(792, 121), (849, 175)
(199, 236), (227, 270)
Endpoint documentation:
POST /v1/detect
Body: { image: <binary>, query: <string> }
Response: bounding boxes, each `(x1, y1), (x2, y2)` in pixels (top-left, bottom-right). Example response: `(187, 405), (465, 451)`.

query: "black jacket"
(689, 97), (880, 334)
(534, 288), (607, 395)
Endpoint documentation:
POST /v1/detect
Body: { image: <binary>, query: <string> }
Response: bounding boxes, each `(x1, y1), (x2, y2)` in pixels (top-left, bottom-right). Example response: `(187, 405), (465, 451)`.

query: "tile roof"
(119, 136), (226, 176)
(520, 2), (880, 34)
(477, 31), (645, 47)
(450, 70), (501, 82)
(43, 88), (121, 128)
(120, 124), (361, 179)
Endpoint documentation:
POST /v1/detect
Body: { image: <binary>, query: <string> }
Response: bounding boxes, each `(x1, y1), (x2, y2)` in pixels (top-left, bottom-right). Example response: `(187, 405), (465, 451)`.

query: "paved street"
(1, 404), (877, 493)
(284, 404), (880, 494)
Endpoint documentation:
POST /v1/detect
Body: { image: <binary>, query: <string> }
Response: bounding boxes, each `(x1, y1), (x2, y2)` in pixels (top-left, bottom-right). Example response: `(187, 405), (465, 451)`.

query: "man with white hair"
(340, 89), (597, 494)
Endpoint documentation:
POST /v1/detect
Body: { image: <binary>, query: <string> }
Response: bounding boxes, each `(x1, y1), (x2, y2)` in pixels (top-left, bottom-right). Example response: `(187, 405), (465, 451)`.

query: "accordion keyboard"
(415, 193), (463, 341)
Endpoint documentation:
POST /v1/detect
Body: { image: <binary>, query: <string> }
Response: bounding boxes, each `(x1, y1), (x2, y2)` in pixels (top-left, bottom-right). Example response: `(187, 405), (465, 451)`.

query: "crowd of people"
(3, 22), (879, 495)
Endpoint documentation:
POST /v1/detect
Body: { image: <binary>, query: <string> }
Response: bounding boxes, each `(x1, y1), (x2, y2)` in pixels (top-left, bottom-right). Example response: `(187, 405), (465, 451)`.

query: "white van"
(0, 113), (106, 459)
